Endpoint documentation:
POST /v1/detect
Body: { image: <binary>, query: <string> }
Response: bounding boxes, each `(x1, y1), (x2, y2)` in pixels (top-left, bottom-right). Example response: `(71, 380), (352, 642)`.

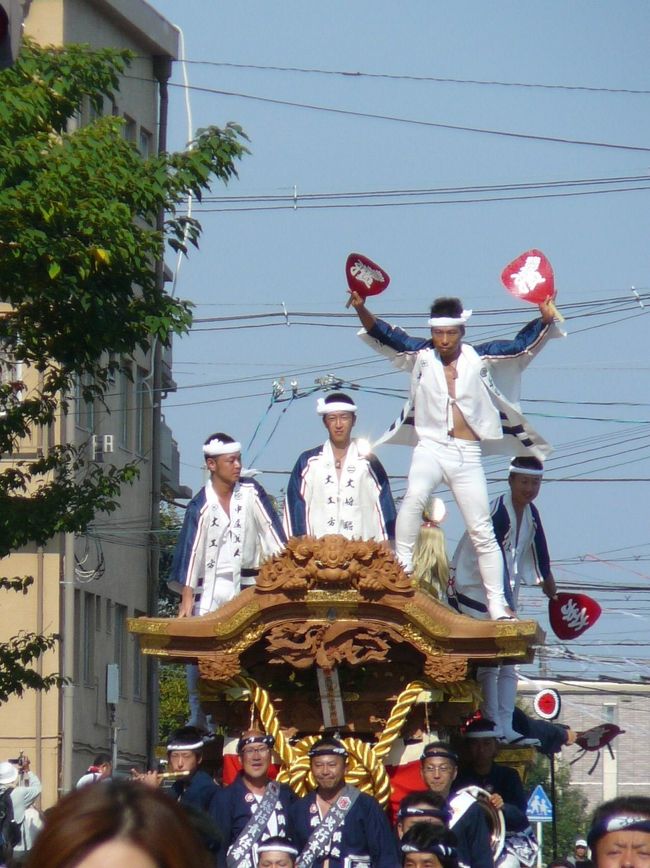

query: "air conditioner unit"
(92, 434), (114, 460)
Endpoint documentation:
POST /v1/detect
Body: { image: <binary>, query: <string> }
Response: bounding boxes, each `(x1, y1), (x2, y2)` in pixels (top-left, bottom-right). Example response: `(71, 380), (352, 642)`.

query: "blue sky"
(146, 0), (650, 685)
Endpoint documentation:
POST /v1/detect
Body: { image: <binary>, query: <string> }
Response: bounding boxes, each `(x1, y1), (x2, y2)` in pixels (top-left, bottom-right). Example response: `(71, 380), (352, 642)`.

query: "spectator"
(75, 752), (112, 788)
(8, 755), (42, 862)
(24, 779), (214, 868)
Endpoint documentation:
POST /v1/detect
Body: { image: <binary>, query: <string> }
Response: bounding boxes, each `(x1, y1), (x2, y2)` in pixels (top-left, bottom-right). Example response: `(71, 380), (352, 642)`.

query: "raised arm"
(348, 289), (377, 332)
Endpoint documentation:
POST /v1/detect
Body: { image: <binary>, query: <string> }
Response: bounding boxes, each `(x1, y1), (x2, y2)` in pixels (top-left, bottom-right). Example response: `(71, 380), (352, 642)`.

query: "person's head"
(256, 837), (298, 868)
(428, 298), (470, 362)
(463, 719), (500, 774)
(25, 780), (214, 868)
(508, 456), (544, 509)
(396, 791), (450, 838)
(548, 861), (574, 868)
(316, 393), (357, 450)
(308, 737), (348, 793)
(166, 726), (204, 776)
(202, 433), (242, 489)
(92, 753), (112, 780)
(588, 796), (650, 867)
(400, 822), (458, 868)
(420, 742), (458, 798)
(0, 761), (19, 792)
(237, 730), (274, 782)
(575, 838), (589, 858)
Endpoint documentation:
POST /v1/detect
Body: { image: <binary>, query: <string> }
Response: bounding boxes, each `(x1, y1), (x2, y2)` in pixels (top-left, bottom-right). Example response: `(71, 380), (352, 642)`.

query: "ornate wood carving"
(265, 621), (405, 670)
(257, 535), (413, 597)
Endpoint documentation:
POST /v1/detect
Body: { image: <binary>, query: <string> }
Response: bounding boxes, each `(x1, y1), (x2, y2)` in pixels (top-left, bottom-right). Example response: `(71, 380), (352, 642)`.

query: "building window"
(0, 347), (24, 417)
(135, 367), (149, 456)
(113, 604), (128, 697)
(95, 595), (102, 632)
(75, 374), (94, 431)
(83, 592), (95, 686)
(118, 366), (131, 450)
(123, 114), (136, 144)
(105, 599), (112, 634)
(139, 128), (153, 159)
(132, 610), (144, 699)
(73, 589), (81, 684)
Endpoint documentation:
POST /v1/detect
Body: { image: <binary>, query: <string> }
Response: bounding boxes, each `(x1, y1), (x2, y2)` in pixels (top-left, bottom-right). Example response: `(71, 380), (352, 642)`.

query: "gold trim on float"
(403, 603), (452, 639)
(305, 590), (359, 604)
(400, 624), (444, 657)
(129, 618), (170, 635)
(212, 601), (262, 638)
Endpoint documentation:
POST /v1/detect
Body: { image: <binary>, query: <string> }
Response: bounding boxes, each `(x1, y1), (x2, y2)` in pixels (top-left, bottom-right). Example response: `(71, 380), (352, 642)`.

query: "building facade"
(0, 0), (182, 806)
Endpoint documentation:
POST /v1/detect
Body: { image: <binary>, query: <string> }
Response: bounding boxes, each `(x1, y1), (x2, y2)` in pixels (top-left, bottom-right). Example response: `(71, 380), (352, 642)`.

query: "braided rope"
(374, 679), (430, 759)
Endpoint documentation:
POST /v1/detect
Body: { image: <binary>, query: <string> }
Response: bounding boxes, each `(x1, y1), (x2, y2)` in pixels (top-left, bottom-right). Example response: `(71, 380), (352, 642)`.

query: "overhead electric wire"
(171, 59), (650, 96)
(125, 74), (650, 154)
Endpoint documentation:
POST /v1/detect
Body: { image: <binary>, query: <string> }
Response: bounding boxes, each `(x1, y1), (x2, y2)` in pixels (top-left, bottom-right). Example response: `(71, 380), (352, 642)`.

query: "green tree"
(526, 752), (590, 863)
(0, 40), (248, 700)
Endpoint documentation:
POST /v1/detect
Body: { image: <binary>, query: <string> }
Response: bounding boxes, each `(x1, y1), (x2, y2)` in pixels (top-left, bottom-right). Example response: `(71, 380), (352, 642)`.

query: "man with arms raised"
(169, 432), (286, 728)
(284, 393), (395, 543)
(350, 291), (560, 620)
(210, 730), (296, 868)
(290, 736), (397, 867)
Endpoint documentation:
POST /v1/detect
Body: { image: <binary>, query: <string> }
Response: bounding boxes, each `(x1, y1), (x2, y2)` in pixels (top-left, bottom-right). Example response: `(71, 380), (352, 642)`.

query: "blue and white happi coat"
(449, 491), (551, 616)
(168, 476), (285, 613)
(284, 439), (396, 542)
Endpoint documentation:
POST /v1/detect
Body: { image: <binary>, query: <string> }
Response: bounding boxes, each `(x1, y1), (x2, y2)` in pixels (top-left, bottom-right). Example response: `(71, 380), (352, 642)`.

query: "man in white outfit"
(350, 291), (560, 621)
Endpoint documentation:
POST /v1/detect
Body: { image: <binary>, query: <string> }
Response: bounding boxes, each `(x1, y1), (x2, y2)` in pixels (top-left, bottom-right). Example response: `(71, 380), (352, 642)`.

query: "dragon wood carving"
(256, 535), (412, 596)
(264, 621), (405, 670)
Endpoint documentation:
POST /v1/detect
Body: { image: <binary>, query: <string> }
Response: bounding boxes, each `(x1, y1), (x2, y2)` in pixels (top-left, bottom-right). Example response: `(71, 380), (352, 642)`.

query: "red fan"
(500, 248), (563, 321)
(549, 592), (602, 640)
(345, 253), (390, 307)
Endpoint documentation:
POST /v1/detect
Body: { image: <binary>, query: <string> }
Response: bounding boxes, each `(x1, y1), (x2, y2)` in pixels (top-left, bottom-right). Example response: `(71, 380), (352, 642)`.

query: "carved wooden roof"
(130, 535), (543, 683)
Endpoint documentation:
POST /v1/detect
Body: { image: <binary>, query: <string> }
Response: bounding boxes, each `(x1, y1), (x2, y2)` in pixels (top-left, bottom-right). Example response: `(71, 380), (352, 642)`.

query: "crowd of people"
(3, 731), (648, 867)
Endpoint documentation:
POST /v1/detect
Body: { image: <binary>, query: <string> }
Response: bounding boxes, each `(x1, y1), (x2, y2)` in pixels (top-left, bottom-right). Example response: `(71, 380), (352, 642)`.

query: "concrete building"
(519, 678), (650, 812)
(0, 0), (184, 807)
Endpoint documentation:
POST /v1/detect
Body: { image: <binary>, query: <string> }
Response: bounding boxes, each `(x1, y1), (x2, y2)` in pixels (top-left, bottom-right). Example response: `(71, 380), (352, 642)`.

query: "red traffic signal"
(0, 0), (23, 70)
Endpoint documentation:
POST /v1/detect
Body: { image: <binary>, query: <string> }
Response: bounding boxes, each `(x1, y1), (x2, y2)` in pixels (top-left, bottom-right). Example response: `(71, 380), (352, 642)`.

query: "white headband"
(202, 439), (242, 457)
(257, 842), (299, 856)
(316, 398), (357, 416)
(167, 739), (204, 751)
(427, 309), (472, 327)
(509, 463), (544, 477)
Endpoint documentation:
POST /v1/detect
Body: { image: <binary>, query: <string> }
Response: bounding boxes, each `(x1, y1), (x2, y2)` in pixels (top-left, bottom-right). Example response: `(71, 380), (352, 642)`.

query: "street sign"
(527, 783), (553, 823)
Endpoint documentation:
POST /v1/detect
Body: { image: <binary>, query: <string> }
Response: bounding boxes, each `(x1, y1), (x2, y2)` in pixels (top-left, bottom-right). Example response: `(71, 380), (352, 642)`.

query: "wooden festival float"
(129, 535), (542, 803)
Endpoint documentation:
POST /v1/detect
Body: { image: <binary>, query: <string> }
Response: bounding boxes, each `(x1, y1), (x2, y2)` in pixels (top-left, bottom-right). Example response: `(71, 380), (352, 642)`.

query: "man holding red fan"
(349, 290), (561, 621)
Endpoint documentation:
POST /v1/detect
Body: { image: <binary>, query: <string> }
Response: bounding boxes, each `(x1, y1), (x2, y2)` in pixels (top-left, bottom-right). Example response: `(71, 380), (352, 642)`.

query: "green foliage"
(158, 663), (189, 743)
(0, 41), (248, 701)
(526, 752), (590, 863)
(158, 501), (183, 618)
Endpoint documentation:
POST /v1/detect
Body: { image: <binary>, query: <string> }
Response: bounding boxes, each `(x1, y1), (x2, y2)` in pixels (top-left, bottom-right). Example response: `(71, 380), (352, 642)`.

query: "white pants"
(396, 438), (508, 618)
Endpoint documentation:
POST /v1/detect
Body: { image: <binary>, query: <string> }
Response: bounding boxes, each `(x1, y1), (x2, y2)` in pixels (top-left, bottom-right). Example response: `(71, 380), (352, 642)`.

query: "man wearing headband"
(449, 456), (557, 742)
(164, 726), (219, 811)
(419, 742), (493, 868)
(168, 432), (286, 729)
(400, 822), (460, 868)
(209, 730), (296, 868)
(349, 291), (560, 620)
(290, 736), (398, 867)
(284, 392), (396, 542)
(257, 836), (299, 868)
(454, 719), (539, 866)
(396, 792), (450, 838)
(587, 795), (650, 866)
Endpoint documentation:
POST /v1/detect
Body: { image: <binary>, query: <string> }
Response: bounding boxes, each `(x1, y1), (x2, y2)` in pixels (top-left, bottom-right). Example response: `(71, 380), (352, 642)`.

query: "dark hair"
(167, 725), (204, 755)
(510, 456), (544, 472)
(25, 780), (214, 868)
(203, 432), (234, 446)
(323, 392), (355, 408)
(588, 795), (650, 849)
(92, 753), (111, 767)
(420, 741), (458, 767)
(400, 823), (458, 867)
(547, 862), (574, 868)
(429, 297), (464, 319)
